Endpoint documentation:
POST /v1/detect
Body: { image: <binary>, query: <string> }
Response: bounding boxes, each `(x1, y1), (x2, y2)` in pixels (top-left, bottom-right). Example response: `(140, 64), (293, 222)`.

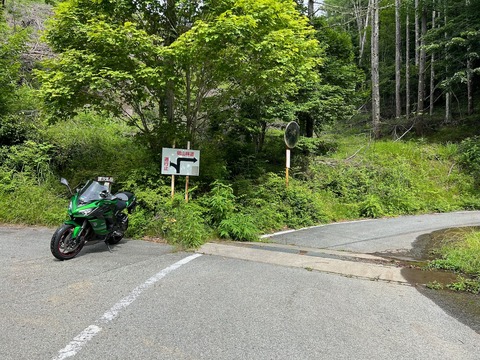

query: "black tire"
(50, 224), (85, 260)
(107, 217), (128, 245)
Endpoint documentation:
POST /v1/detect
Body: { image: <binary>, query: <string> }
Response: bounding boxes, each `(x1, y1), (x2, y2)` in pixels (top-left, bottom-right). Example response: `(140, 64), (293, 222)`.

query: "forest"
(321, 0), (480, 135)
(0, 0), (479, 253)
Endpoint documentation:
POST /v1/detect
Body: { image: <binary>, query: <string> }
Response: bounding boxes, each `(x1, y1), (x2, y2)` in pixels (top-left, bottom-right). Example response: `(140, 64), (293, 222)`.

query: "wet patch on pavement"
(375, 227), (480, 334)
(417, 285), (480, 334)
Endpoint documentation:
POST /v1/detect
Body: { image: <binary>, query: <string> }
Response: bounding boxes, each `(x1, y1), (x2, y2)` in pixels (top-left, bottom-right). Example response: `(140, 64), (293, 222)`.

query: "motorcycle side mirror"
(60, 177), (73, 195)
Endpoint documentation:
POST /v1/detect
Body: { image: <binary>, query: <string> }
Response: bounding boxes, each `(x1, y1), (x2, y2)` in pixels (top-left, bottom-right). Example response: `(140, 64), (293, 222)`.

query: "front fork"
(65, 219), (89, 245)
(65, 219), (112, 251)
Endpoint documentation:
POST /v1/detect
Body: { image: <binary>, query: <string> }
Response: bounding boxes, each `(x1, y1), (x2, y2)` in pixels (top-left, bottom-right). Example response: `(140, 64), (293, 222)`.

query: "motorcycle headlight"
(79, 208), (94, 216)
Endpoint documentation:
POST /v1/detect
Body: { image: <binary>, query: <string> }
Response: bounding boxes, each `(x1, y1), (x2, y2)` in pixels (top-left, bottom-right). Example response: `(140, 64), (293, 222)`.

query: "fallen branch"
(394, 122), (415, 142)
(345, 145), (366, 161)
(448, 162), (455, 177)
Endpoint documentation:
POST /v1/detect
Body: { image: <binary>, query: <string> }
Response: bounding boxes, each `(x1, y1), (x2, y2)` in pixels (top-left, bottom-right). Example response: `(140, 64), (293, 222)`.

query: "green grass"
(428, 230), (480, 294)
(42, 113), (155, 187)
(308, 136), (478, 219)
(0, 176), (67, 226)
(1, 115), (479, 249)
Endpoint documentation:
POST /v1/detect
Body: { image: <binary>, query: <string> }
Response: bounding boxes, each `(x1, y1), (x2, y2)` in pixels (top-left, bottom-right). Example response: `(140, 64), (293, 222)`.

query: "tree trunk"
(357, 0), (372, 66)
(371, 0), (381, 138)
(429, 5), (436, 116)
(405, 5), (410, 120)
(395, 0), (402, 119)
(467, 54), (473, 115)
(165, 0), (177, 125)
(445, 92), (451, 123)
(256, 121), (267, 154)
(414, 0), (419, 66)
(429, 52), (435, 116)
(444, 1), (452, 123)
(416, 6), (427, 125)
(465, 0), (472, 115)
(308, 0), (314, 19)
(186, 66), (193, 134)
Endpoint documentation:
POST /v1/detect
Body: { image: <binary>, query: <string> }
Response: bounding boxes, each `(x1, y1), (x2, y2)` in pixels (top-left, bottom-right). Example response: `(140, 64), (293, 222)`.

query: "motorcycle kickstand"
(105, 239), (113, 253)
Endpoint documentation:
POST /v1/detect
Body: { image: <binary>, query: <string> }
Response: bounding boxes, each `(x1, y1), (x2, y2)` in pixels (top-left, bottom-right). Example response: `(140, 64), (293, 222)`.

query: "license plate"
(97, 176), (114, 183)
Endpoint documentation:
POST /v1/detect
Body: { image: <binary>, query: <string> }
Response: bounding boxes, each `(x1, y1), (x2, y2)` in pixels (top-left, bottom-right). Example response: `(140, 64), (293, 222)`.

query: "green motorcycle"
(51, 177), (137, 260)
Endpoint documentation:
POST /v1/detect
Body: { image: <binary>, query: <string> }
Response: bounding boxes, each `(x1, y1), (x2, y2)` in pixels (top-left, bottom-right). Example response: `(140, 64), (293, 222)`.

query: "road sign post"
(162, 146), (200, 200)
(286, 148), (291, 187)
(284, 121), (300, 187)
(185, 142), (191, 202)
(162, 148), (200, 176)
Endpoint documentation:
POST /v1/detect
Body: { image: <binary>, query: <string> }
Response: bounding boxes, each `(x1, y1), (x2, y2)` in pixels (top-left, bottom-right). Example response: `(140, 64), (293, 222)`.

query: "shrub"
(434, 231), (480, 275)
(428, 230), (480, 294)
(200, 181), (236, 226)
(458, 136), (480, 171)
(296, 136), (338, 156)
(126, 208), (151, 238)
(0, 174), (66, 226)
(162, 200), (210, 248)
(243, 199), (285, 233)
(0, 140), (65, 226)
(0, 114), (35, 146)
(243, 173), (331, 230)
(43, 112), (154, 186)
(458, 136), (480, 186)
(218, 213), (259, 242)
(447, 277), (480, 294)
(1, 141), (55, 183)
(359, 194), (384, 218)
(309, 139), (475, 217)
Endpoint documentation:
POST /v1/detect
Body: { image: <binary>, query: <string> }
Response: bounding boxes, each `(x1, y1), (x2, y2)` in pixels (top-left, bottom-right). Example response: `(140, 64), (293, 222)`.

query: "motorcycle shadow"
(74, 239), (129, 258)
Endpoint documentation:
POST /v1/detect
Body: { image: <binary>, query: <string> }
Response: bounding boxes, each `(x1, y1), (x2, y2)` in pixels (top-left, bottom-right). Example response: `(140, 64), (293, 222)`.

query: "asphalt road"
(264, 211), (480, 254)
(1, 212), (479, 359)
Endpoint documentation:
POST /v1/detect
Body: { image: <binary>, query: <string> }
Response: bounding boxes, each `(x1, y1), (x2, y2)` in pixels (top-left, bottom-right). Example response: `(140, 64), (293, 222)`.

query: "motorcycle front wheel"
(50, 224), (85, 260)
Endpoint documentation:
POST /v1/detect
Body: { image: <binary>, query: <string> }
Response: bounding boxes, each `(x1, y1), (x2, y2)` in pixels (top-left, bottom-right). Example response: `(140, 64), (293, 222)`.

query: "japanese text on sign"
(176, 150), (195, 157)
(161, 147), (200, 176)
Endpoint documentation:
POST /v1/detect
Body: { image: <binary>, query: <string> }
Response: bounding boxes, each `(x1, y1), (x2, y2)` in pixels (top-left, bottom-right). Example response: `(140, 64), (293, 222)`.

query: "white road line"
(260, 219), (373, 239)
(53, 253), (202, 360)
(54, 325), (102, 360)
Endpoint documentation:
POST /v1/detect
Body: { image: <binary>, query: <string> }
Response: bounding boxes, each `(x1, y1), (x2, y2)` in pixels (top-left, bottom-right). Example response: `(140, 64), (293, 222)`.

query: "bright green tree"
(296, 16), (364, 137)
(0, 11), (29, 145)
(0, 12), (27, 116)
(36, 0), (321, 150)
(172, 0), (321, 148)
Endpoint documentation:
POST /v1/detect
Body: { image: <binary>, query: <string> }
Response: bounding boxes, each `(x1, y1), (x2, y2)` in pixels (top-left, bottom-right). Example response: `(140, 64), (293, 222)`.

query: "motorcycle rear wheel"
(50, 224), (85, 260)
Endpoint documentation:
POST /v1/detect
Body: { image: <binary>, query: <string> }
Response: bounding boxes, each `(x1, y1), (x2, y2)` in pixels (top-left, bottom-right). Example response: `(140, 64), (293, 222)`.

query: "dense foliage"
(323, 0), (480, 130)
(0, 0), (479, 261)
(35, 0), (323, 155)
(0, 10), (31, 145)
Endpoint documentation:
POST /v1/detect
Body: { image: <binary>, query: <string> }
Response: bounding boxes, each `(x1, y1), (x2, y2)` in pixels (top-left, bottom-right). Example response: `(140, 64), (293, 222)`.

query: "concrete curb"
(197, 242), (408, 284)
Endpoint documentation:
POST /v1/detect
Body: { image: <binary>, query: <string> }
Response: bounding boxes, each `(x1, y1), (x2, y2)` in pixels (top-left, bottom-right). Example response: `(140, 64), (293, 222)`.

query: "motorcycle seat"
(114, 191), (136, 213)
(114, 191), (134, 201)
(116, 199), (127, 211)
